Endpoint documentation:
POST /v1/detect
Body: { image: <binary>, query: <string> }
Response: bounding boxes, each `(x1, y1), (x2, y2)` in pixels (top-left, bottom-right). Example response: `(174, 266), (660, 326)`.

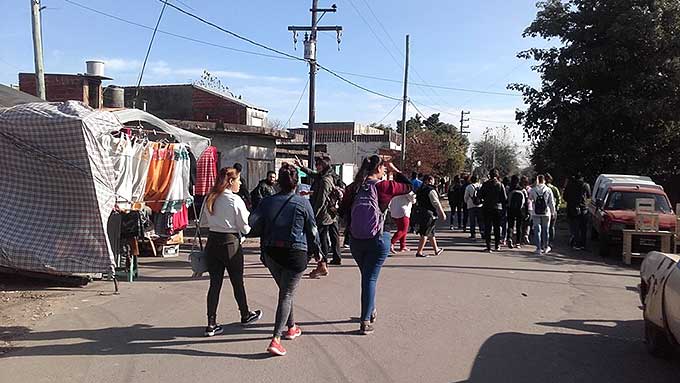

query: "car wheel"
(599, 234), (610, 257)
(645, 318), (674, 358)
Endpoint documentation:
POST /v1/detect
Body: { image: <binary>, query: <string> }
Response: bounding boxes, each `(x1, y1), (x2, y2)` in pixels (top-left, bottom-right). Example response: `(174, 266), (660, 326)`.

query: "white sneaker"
(544, 246), (552, 254)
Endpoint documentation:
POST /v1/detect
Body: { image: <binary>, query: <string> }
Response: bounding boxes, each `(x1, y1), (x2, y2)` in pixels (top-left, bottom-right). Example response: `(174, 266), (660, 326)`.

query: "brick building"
(18, 72), (111, 108)
(122, 84), (268, 127)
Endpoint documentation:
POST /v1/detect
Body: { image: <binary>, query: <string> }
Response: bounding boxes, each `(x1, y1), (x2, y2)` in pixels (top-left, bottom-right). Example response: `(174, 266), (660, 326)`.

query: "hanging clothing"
(162, 143), (192, 213)
(131, 140), (153, 203)
(144, 143), (176, 213)
(172, 203), (189, 232)
(195, 146), (218, 196)
(102, 134), (135, 209)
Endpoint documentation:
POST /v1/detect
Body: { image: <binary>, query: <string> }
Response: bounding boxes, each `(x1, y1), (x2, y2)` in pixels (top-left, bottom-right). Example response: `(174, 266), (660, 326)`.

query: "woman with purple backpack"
(339, 155), (412, 335)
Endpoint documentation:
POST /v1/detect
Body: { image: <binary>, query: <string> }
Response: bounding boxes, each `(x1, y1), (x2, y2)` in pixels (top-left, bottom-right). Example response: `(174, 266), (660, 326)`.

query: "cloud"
(99, 58), (142, 72)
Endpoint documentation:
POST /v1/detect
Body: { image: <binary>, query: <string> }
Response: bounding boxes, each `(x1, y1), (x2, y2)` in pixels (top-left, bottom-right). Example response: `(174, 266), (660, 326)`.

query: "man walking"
(464, 175), (484, 240)
(563, 173), (591, 250)
(529, 174), (557, 254)
(414, 175), (447, 258)
(448, 175), (465, 230)
(250, 171), (279, 210)
(479, 169), (507, 252)
(545, 173), (562, 247)
(295, 155), (337, 277)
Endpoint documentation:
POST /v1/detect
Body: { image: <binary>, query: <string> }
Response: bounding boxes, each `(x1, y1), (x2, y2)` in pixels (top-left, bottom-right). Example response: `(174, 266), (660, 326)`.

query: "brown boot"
(309, 261), (329, 279)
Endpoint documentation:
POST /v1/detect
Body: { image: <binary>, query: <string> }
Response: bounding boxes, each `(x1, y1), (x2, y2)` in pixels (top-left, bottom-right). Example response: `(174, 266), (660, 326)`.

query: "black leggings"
(206, 232), (249, 321)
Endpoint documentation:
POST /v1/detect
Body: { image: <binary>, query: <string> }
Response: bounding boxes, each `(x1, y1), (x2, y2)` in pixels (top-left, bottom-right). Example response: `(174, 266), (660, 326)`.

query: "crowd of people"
(198, 154), (591, 357)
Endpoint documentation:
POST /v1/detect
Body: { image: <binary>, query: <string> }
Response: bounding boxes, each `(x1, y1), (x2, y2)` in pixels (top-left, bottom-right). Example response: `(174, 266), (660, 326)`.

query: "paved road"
(1, 225), (679, 383)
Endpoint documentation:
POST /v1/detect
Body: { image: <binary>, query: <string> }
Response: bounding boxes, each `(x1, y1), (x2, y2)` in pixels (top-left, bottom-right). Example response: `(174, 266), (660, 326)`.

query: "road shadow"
(0, 323), (275, 360)
(455, 319), (680, 383)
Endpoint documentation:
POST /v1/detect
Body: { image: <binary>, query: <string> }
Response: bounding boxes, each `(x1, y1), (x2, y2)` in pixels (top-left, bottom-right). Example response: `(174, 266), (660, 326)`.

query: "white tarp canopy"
(113, 108), (210, 158)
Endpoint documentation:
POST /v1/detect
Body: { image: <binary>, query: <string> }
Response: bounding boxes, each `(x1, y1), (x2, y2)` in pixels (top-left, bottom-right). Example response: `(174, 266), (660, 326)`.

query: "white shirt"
(389, 192), (416, 219)
(201, 190), (251, 234)
(464, 183), (483, 209)
(529, 184), (557, 217)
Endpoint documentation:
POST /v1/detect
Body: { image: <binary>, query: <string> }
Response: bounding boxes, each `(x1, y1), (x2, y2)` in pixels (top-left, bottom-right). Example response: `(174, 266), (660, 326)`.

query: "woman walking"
(414, 175), (447, 257)
(250, 163), (320, 356)
(339, 155), (412, 334)
(388, 191), (416, 254)
(202, 167), (262, 337)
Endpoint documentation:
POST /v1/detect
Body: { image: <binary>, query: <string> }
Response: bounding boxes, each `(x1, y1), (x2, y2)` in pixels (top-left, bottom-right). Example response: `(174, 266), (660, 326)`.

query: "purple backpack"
(350, 179), (385, 239)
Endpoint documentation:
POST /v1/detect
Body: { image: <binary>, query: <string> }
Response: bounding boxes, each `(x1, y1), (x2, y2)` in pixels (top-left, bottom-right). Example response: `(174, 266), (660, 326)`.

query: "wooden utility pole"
(30, 0), (45, 100)
(288, 2), (342, 166)
(400, 34), (410, 169)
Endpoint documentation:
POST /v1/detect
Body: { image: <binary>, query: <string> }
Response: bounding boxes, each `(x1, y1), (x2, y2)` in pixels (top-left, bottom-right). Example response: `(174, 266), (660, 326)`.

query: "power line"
(160, 0), (305, 62)
(286, 78), (309, 127)
(333, 70), (521, 96)
(134, 0), (168, 105)
(376, 101), (402, 125)
(345, 0), (403, 71)
(317, 63), (402, 100)
(62, 0), (297, 61)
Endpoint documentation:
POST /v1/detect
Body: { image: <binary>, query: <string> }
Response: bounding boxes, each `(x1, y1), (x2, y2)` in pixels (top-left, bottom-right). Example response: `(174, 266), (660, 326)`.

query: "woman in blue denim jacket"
(249, 163), (321, 356)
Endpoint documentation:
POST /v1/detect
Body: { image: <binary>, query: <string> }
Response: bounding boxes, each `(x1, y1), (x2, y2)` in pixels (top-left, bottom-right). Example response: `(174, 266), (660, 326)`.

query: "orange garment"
(144, 143), (176, 212)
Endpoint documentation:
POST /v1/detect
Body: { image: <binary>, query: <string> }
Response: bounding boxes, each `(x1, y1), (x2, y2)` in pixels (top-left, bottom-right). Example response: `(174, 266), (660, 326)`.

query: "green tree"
(510, 0), (680, 192)
(472, 137), (520, 177)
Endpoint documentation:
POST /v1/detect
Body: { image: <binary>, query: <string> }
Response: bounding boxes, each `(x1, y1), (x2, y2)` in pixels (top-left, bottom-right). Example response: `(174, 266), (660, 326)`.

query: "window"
(605, 192), (671, 213)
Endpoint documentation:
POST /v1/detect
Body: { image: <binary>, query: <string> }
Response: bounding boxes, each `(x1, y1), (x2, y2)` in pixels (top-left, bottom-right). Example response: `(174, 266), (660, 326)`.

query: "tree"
(510, 0), (680, 196)
(266, 118), (285, 130)
(472, 136), (520, 177)
(396, 113), (469, 177)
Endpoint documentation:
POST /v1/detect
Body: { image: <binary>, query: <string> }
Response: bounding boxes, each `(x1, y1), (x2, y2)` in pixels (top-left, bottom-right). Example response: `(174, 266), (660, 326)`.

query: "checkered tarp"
(0, 101), (118, 274)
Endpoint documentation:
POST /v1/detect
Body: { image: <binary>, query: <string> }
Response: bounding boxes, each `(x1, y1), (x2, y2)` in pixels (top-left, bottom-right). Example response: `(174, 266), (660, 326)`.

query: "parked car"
(591, 174), (661, 205)
(640, 251), (680, 357)
(589, 183), (676, 257)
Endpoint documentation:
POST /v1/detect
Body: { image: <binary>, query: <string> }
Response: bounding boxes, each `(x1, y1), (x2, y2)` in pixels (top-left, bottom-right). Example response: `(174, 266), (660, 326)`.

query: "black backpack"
(471, 185), (482, 205)
(509, 189), (526, 216)
(534, 191), (547, 215)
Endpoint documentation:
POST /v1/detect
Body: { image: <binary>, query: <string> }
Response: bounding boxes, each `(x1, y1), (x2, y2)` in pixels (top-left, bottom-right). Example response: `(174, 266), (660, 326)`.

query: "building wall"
(205, 134), (277, 191)
(124, 85), (194, 119)
(191, 88), (245, 124)
(19, 73), (99, 105)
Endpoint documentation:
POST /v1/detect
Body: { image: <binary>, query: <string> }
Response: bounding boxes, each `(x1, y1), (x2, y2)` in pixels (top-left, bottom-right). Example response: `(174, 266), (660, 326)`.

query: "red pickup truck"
(589, 185), (676, 257)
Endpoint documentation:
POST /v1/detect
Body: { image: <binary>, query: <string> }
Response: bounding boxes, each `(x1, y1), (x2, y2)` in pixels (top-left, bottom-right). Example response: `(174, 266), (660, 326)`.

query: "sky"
(0, 0), (549, 150)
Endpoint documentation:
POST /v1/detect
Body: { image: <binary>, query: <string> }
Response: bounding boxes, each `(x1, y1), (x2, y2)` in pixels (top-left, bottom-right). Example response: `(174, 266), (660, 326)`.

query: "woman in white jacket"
(389, 192), (417, 253)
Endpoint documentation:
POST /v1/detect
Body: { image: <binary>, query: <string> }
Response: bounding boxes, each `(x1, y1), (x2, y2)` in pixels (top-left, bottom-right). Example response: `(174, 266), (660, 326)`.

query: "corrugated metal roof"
(0, 84), (45, 109)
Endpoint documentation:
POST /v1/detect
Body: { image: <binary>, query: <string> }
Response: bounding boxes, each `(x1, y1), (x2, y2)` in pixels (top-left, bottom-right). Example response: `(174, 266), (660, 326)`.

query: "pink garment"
(172, 204), (189, 233)
(195, 146), (218, 195)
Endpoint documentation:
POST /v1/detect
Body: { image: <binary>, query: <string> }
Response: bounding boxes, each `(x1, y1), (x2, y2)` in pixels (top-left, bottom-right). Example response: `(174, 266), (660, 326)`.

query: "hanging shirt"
(162, 144), (192, 213)
(130, 140), (153, 203)
(102, 134), (135, 209)
(144, 143), (176, 213)
(195, 146), (218, 196)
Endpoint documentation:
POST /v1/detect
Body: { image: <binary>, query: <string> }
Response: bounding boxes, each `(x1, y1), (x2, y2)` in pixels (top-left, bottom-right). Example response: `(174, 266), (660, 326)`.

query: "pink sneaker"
(284, 326), (302, 340)
(267, 339), (287, 356)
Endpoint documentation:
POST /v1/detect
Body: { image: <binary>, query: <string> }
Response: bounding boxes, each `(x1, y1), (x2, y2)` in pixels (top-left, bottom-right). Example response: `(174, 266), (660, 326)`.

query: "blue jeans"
(350, 232), (390, 321)
(468, 207), (484, 238)
(532, 215), (550, 251)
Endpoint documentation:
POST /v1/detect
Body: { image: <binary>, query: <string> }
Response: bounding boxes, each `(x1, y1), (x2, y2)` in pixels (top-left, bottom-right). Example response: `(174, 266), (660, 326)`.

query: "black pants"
(206, 232), (249, 321)
(483, 209), (502, 250)
(462, 205), (469, 231)
(507, 213), (523, 246)
(319, 223), (341, 263)
(450, 203), (464, 228)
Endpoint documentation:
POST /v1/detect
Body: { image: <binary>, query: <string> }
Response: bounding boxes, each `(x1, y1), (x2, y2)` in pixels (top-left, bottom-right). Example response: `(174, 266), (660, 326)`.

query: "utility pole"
(460, 110), (470, 135)
(30, 0), (46, 100)
(288, 2), (342, 166)
(400, 35), (410, 169)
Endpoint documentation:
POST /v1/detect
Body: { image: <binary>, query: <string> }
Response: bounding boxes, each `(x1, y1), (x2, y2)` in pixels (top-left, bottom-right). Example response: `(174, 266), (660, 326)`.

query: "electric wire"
(316, 63), (402, 100)
(285, 78), (309, 127)
(134, 0), (168, 103)
(62, 0), (298, 61)
(376, 101), (402, 125)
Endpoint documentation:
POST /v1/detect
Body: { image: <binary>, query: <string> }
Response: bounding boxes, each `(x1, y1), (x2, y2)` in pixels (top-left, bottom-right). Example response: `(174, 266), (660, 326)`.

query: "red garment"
(340, 172), (413, 219)
(391, 216), (410, 249)
(172, 204), (189, 233)
(195, 146), (218, 195)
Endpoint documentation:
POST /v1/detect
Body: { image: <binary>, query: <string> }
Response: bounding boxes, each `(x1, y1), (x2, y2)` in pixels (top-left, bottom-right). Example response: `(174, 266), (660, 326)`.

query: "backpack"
(509, 189), (526, 216)
(350, 179), (384, 240)
(327, 186), (344, 218)
(534, 190), (548, 215)
(471, 185), (482, 205)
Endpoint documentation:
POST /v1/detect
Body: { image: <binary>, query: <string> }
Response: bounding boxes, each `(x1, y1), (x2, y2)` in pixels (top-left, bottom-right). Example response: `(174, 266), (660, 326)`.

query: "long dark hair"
(353, 155), (382, 184)
(206, 167), (240, 214)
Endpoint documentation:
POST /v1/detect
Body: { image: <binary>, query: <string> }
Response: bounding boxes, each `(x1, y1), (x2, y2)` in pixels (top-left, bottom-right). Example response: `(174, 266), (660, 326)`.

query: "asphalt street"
(1, 224), (679, 383)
